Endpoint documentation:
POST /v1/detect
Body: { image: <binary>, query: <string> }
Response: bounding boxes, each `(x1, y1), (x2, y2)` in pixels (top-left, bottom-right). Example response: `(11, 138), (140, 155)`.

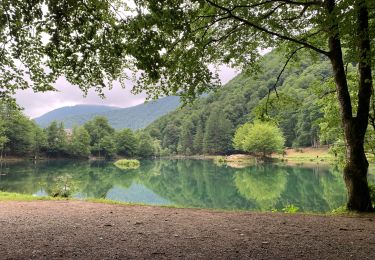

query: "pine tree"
(193, 120), (204, 154)
(162, 124), (180, 154)
(203, 110), (233, 155)
(179, 120), (195, 155)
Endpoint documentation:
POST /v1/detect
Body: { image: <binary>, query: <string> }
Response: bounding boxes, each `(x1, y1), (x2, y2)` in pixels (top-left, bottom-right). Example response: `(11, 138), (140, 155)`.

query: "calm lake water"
(1, 159), (374, 213)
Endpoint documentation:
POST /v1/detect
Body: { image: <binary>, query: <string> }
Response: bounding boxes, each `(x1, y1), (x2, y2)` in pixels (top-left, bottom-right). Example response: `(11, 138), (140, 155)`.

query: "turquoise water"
(1, 159), (372, 212)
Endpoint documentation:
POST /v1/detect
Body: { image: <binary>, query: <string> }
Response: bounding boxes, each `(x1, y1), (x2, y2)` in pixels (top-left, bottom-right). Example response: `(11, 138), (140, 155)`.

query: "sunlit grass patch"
(0, 191), (54, 201)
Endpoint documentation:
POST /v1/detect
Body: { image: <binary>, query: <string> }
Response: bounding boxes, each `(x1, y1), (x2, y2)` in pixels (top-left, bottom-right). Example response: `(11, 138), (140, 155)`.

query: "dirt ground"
(0, 201), (374, 259)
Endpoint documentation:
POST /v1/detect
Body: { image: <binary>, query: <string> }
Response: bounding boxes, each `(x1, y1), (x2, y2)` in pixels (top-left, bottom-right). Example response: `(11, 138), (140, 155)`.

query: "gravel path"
(0, 201), (374, 259)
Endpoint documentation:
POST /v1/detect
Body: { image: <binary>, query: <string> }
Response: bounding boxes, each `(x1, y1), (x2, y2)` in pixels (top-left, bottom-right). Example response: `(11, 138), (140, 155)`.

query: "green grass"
(272, 147), (335, 164)
(0, 191), (185, 209)
(114, 159), (140, 169)
(0, 191), (57, 201)
(276, 154), (335, 163)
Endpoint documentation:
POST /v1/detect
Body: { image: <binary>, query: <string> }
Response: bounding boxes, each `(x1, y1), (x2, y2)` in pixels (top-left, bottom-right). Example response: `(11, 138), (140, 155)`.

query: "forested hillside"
(145, 50), (332, 155)
(35, 105), (119, 127)
(35, 96), (180, 129)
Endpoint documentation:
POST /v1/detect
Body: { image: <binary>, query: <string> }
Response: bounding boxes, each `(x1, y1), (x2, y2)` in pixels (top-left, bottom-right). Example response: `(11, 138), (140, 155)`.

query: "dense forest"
(1, 50), (368, 159)
(0, 105), (159, 159)
(144, 50), (334, 155)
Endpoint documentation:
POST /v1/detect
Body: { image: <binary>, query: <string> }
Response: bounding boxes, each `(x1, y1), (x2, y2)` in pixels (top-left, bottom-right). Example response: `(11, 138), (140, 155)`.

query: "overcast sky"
(14, 66), (239, 119)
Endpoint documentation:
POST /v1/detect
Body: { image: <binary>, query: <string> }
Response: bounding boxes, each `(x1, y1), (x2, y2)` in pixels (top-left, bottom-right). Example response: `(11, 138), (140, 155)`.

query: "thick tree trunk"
(343, 122), (373, 211)
(326, 0), (373, 211)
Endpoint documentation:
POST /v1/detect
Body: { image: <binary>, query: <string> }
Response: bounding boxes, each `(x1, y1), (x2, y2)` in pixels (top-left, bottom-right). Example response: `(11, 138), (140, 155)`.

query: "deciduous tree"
(233, 121), (285, 156)
(69, 126), (91, 158)
(115, 128), (138, 157)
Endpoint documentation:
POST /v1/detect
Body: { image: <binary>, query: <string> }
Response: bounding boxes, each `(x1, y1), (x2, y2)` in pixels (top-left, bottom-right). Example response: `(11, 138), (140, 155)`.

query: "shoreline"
(0, 191), (344, 215)
(0, 147), (337, 165)
(0, 191), (374, 218)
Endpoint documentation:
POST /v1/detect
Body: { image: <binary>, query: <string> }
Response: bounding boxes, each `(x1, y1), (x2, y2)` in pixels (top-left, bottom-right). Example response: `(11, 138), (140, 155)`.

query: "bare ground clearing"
(0, 201), (374, 259)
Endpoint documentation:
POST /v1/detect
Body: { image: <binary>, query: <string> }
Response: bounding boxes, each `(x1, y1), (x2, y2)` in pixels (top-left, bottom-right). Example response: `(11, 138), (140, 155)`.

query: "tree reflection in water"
(0, 159), (355, 212)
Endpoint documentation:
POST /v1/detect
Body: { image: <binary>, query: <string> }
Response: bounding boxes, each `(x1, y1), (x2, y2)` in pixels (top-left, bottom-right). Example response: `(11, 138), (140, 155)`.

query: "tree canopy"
(2, 1), (372, 101)
(233, 121), (285, 156)
(0, 103), (160, 159)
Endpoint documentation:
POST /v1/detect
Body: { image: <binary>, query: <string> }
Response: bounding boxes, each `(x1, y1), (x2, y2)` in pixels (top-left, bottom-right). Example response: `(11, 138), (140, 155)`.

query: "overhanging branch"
(205, 0), (330, 56)
(230, 0), (322, 11)
(265, 46), (305, 114)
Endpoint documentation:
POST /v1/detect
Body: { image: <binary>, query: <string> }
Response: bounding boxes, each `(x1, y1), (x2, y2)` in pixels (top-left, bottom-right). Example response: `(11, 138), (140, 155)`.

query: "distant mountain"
(34, 96), (180, 130)
(34, 105), (119, 127)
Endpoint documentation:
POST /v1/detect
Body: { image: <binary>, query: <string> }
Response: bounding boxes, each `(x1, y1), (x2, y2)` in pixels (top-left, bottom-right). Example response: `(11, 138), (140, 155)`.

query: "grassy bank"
(205, 147), (335, 168)
(272, 147), (334, 163)
(0, 191), (174, 208)
(0, 192), (55, 201)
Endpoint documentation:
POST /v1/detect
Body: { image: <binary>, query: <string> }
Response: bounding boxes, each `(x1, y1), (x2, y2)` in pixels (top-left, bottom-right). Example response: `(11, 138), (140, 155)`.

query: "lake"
(1, 159), (374, 213)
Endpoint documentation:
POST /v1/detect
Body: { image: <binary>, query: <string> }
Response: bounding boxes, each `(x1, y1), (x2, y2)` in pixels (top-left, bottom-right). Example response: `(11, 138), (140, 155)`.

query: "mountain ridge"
(35, 96), (180, 130)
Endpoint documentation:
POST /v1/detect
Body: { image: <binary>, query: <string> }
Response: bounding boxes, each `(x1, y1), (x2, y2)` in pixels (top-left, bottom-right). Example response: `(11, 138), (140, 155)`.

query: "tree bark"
(326, 0), (373, 211)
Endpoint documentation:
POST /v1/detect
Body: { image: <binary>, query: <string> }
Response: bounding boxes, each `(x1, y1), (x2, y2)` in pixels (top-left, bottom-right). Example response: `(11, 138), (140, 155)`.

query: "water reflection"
(234, 165), (287, 210)
(0, 159), (369, 212)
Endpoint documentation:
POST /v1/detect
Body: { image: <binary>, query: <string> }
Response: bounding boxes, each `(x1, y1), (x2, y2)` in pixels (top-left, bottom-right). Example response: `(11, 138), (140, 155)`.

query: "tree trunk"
(343, 122), (373, 211)
(326, 0), (373, 211)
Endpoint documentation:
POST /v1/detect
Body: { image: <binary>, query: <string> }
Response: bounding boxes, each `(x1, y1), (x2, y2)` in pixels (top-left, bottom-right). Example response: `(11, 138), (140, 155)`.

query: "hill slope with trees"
(34, 105), (120, 127)
(145, 50), (332, 155)
(35, 96), (180, 130)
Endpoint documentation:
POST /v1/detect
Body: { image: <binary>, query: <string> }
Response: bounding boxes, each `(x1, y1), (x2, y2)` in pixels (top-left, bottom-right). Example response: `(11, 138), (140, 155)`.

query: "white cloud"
(15, 66), (238, 118)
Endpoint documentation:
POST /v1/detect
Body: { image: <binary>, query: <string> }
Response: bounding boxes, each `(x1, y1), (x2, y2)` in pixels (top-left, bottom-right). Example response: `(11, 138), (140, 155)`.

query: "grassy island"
(114, 159), (140, 170)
